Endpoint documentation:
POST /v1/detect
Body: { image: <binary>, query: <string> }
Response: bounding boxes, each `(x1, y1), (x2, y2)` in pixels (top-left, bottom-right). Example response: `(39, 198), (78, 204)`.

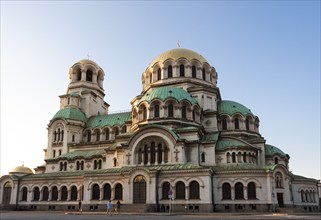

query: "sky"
(1, 1), (320, 180)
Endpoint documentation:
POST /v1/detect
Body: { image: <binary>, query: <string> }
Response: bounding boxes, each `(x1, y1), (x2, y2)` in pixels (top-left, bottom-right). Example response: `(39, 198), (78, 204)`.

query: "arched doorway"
(2, 182), (12, 205)
(133, 175), (146, 203)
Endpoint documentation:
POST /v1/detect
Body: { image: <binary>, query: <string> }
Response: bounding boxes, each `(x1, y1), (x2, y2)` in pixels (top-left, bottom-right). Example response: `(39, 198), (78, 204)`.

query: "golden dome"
(9, 165), (34, 175)
(149, 48), (209, 67)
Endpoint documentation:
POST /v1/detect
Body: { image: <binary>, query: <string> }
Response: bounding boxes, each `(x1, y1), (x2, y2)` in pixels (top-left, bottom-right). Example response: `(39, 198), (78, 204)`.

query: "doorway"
(277, 193), (284, 207)
(133, 175), (146, 203)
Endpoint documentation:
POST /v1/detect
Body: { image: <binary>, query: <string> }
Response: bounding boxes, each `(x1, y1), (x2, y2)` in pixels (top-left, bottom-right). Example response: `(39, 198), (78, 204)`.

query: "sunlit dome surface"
(9, 165), (34, 175)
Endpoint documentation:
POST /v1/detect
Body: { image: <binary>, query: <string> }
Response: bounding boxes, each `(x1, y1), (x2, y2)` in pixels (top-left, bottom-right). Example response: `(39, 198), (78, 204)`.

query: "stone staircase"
(119, 204), (150, 213)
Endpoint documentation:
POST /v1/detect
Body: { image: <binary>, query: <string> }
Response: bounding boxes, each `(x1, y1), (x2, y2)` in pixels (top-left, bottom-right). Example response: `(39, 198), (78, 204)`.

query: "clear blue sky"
(1, 1), (320, 179)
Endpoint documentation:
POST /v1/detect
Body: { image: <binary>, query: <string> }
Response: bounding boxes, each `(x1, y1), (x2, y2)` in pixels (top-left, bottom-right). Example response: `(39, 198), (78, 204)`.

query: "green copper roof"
(46, 149), (105, 161)
(202, 132), (220, 142)
(138, 87), (198, 106)
(265, 144), (287, 157)
(218, 100), (254, 116)
(216, 139), (248, 150)
(52, 107), (87, 123)
(87, 112), (131, 128)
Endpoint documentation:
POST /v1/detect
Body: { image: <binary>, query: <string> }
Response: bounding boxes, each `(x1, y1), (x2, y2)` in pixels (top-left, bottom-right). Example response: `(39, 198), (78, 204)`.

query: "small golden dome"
(149, 48), (209, 67)
(9, 165), (34, 175)
(77, 59), (99, 66)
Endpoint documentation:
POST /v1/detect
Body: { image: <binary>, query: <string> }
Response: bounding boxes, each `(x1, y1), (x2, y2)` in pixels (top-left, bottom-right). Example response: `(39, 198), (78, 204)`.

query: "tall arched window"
(149, 72), (152, 84)
(246, 118), (250, 130)
(222, 183), (231, 200)
(86, 69), (93, 81)
(77, 69), (81, 81)
(51, 186), (58, 201)
(274, 157), (279, 165)
(105, 129), (110, 140)
(232, 152), (236, 163)
(150, 142), (156, 164)
(92, 184), (100, 200)
(70, 186), (78, 201)
(226, 152), (231, 163)
(144, 145), (148, 165)
(301, 190), (305, 202)
(115, 183), (123, 200)
(42, 187), (49, 201)
(162, 182), (170, 199)
(234, 118), (239, 129)
(121, 125), (127, 134)
(154, 104), (160, 118)
(21, 187), (28, 201)
(168, 65), (173, 78)
(164, 146), (169, 163)
(103, 184), (111, 200)
(243, 152), (247, 162)
(61, 186), (68, 201)
(180, 64), (185, 77)
(202, 68), (206, 80)
(222, 118), (227, 130)
(189, 181), (200, 199)
(157, 68), (161, 80)
(201, 152), (206, 163)
(87, 131), (91, 142)
(275, 172), (283, 188)
(175, 181), (185, 199)
(114, 127), (119, 136)
(96, 130), (100, 141)
(181, 106), (187, 119)
(235, 182), (244, 199)
(33, 187), (40, 201)
(157, 144), (162, 164)
(192, 66), (196, 78)
(247, 182), (256, 199)
(142, 106), (147, 120)
(168, 104), (174, 118)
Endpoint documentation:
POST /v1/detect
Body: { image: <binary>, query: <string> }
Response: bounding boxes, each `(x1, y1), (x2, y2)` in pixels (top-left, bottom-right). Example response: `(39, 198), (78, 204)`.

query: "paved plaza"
(1, 211), (321, 220)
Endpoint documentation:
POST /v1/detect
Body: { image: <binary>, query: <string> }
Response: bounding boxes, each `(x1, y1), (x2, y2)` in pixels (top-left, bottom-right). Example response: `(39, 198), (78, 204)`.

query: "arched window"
(157, 144), (162, 164)
(105, 129), (110, 140)
(92, 184), (100, 200)
(61, 130), (64, 141)
(113, 158), (117, 167)
(61, 186), (68, 201)
(157, 68), (161, 80)
(202, 68), (206, 80)
(51, 186), (58, 201)
(86, 69), (93, 81)
(222, 118), (227, 130)
(234, 118), (239, 129)
(275, 172), (283, 188)
(53, 150), (56, 158)
(150, 142), (156, 164)
(121, 125), (127, 134)
(149, 72), (152, 84)
(192, 66), (196, 78)
(235, 182), (244, 199)
(181, 106), (187, 119)
(168, 104), (174, 118)
(175, 181), (185, 199)
(246, 118), (250, 130)
(33, 187), (40, 201)
(201, 152), (206, 163)
(189, 181), (200, 199)
(180, 64), (185, 77)
(42, 187), (49, 201)
(243, 152), (247, 163)
(21, 187), (28, 201)
(162, 182), (170, 199)
(142, 106), (147, 120)
(96, 130), (100, 141)
(154, 104), (160, 118)
(168, 65), (173, 78)
(192, 109), (196, 121)
(274, 157), (279, 165)
(232, 152), (236, 163)
(301, 190), (305, 202)
(115, 183), (123, 200)
(164, 146), (169, 163)
(103, 184), (111, 200)
(247, 182), (256, 199)
(59, 149), (62, 156)
(2, 182), (12, 205)
(77, 69), (82, 81)
(70, 186), (78, 201)
(226, 152), (231, 163)
(114, 127), (119, 136)
(87, 131), (91, 142)
(222, 183), (231, 200)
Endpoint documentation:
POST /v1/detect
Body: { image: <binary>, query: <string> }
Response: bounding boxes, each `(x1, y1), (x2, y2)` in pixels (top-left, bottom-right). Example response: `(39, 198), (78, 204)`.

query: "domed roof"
(138, 87), (198, 106)
(10, 165), (34, 175)
(265, 144), (288, 157)
(149, 48), (209, 67)
(52, 107), (87, 123)
(218, 100), (254, 117)
(77, 59), (100, 66)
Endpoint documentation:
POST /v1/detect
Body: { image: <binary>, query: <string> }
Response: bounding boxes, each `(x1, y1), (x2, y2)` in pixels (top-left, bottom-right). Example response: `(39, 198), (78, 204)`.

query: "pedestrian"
(107, 200), (113, 216)
(115, 200), (121, 214)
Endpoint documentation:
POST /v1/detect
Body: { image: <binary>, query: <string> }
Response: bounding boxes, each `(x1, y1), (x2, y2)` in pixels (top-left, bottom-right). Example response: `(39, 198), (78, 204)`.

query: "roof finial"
(87, 52), (90, 60)
(177, 40), (180, 48)
(22, 161), (24, 167)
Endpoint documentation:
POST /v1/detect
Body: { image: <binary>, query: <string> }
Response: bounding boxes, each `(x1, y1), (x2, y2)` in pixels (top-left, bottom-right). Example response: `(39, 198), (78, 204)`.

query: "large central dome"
(149, 48), (209, 67)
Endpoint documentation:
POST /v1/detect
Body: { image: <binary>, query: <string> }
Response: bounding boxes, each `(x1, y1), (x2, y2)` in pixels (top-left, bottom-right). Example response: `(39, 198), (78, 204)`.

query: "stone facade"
(0, 48), (319, 212)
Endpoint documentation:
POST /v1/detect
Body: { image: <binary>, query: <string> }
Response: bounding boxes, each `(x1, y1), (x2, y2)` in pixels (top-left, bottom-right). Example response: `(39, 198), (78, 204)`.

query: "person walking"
(115, 200), (121, 214)
(107, 200), (113, 216)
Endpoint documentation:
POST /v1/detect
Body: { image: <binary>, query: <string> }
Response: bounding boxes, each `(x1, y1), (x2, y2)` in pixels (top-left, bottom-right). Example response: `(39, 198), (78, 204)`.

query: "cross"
(87, 52), (90, 59)
(126, 152), (132, 164)
(217, 156), (223, 163)
(177, 40), (180, 48)
(174, 149), (180, 162)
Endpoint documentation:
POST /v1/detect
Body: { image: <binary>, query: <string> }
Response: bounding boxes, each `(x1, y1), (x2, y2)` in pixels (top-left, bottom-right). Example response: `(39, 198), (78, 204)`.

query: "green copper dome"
(218, 100), (254, 116)
(138, 87), (198, 106)
(265, 144), (288, 157)
(52, 107), (87, 123)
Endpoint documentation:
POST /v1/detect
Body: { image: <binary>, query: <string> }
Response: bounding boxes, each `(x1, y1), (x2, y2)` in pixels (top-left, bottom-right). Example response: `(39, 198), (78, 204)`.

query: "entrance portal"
(277, 193), (284, 207)
(133, 175), (146, 203)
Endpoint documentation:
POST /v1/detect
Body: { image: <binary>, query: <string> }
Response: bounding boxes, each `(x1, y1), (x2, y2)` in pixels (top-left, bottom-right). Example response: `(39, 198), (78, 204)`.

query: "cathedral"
(0, 48), (319, 212)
